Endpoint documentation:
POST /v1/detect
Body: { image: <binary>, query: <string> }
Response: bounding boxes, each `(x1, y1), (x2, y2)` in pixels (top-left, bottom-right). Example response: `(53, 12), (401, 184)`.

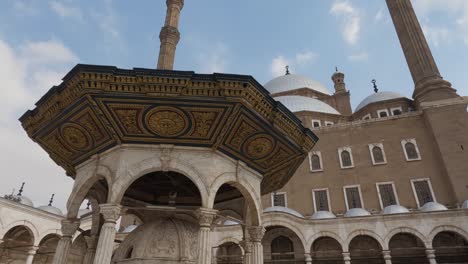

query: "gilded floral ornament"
(146, 107), (188, 137)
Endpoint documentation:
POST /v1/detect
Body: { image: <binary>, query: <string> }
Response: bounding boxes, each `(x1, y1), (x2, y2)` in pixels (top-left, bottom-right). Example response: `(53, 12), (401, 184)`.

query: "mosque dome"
(383, 205), (410, 215)
(264, 74), (332, 95)
(344, 208), (371, 217)
(355, 91), (406, 112)
(122, 224), (139, 233)
(462, 200), (468, 209)
(276, 96), (341, 115)
(263, 206), (304, 218)
(310, 211), (336, 220)
(223, 220), (240, 226)
(420, 202), (447, 212)
(37, 205), (63, 216)
(12, 195), (34, 207)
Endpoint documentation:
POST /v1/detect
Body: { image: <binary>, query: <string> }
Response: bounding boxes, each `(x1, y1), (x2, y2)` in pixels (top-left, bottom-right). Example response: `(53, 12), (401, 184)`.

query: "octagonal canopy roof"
(19, 64), (317, 194)
(264, 74), (332, 95)
(276, 96), (341, 115)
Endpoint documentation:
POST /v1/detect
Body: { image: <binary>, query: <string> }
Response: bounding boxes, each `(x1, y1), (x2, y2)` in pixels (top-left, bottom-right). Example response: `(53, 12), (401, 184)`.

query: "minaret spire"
(385, 0), (458, 103)
(157, 0), (184, 70)
(48, 194), (55, 206)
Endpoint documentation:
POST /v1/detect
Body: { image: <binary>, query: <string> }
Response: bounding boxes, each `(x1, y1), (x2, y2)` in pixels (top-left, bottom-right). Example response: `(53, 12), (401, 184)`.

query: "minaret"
(157, 0), (184, 70)
(331, 68), (346, 93)
(331, 68), (352, 115)
(386, 0), (458, 103)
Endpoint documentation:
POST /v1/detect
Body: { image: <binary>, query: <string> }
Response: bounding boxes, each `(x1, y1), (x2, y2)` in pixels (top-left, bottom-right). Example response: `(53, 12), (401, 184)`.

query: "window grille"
(273, 193), (286, 207)
(372, 146), (385, 163)
(314, 190), (329, 211)
(378, 184), (397, 207)
(341, 150), (352, 167)
(405, 142), (419, 160)
(345, 187), (362, 209)
(311, 154), (321, 171)
(413, 180), (434, 206)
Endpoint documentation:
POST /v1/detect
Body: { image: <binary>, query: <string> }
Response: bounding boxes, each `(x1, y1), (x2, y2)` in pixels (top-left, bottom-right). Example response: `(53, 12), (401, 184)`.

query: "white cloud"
(375, 8), (385, 22)
(97, 0), (120, 38)
(330, 0), (361, 45)
(0, 39), (77, 210)
(413, 0), (468, 46)
(270, 51), (319, 77)
(348, 52), (369, 62)
(271, 55), (290, 77)
(49, 1), (83, 21)
(295, 51), (319, 65)
(11, 0), (38, 16)
(197, 43), (229, 73)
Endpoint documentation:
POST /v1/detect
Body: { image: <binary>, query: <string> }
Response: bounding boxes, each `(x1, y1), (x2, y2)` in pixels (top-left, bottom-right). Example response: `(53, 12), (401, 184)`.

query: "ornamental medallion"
(145, 107), (188, 137)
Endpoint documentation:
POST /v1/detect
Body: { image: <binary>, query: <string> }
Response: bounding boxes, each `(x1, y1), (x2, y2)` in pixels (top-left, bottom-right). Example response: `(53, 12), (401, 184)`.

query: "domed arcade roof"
(263, 206), (304, 218)
(344, 208), (371, 217)
(264, 74), (332, 95)
(383, 205), (410, 215)
(276, 96), (341, 115)
(37, 205), (63, 216)
(355, 91), (406, 112)
(420, 202), (447, 212)
(11, 195), (34, 207)
(310, 211), (336, 220)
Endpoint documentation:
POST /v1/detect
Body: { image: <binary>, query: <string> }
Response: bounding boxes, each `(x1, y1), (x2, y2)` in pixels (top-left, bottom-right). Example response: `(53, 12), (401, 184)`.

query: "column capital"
(61, 219), (80, 237)
(304, 253), (312, 261)
(239, 240), (253, 253)
(342, 252), (351, 260)
(247, 226), (265, 242)
(382, 250), (392, 260)
(196, 208), (217, 227)
(27, 246), (39, 255)
(99, 204), (122, 223)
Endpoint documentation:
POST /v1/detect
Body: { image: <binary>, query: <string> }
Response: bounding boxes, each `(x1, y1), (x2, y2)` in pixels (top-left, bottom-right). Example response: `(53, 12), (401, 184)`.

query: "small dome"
(38, 205), (63, 215)
(78, 208), (92, 217)
(223, 220), (240, 226)
(344, 208), (371, 217)
(420, 202), (447, 212)
(355, 91), (406, 112)
(276, 96), (341, 115)
(462, 200), (468, 209)
(122, 224), (138, 233)
(310, 211), (336, 220)
(11, 195), (34, 207)
(383, 205), (410, 215)
(263, 206), (304, 218)
(264, 74), (332, 95)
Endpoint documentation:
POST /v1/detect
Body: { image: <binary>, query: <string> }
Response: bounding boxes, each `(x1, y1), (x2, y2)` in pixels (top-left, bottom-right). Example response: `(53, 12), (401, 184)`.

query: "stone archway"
(311, 236), (344, 264)
(432, 231), (468, 263)
(33, 234), (60, 264)
(262, 226), (306, 264)
(214, 242), (243, 264)
(0, 225), (35, 263)
(389, 233), (428, 264)
(348, 235), (384, 264)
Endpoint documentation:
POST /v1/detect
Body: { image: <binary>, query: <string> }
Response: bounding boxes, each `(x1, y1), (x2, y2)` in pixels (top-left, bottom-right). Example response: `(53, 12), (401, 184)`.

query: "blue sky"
(1, 0), (468, 210)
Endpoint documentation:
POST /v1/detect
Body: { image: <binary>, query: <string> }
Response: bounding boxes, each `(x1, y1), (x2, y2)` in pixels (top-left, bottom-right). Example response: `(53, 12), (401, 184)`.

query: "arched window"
(372, 146), (385, 164)
(271, 236), (295, 261)
(405, 142), (419, 160)
(341, 150), (352, 168)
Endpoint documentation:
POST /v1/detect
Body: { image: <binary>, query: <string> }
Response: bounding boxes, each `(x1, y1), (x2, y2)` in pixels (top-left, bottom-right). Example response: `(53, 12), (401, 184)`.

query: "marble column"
(52, 219), (80, 264)
(385, 0), (457, 102)
(248, 226), (265, 264)
(197, 208), (217, 264)
(382, 250), (392, 264)
(93, 204), (121, 264)
(240, 240), (252, 264)
(25, 246), (38, 264)
(425, 249), (438, 264)
(83, 235), (98, 264)
(304, 253), (312, 264)
(342, 252), (351, 264)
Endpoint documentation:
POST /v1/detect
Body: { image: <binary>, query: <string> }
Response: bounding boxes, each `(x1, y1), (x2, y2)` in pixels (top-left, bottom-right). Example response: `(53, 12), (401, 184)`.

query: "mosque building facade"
(1, 0), (468, 264)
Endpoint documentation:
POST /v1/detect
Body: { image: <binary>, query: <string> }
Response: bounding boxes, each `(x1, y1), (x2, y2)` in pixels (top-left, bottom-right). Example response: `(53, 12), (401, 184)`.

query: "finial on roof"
(372, 79), (379, 93)
(17, 182), (25, 196)
(86, 201), (91, 210)
(285, 65), (290, 75)
(48, 194), (55, 206)
(335, 66), (338, 72)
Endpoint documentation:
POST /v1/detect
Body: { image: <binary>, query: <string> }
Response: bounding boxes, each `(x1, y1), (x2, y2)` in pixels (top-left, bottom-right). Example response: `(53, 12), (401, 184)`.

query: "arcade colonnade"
(211, 211), (468, 264)
(52, 144), (267, 264)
